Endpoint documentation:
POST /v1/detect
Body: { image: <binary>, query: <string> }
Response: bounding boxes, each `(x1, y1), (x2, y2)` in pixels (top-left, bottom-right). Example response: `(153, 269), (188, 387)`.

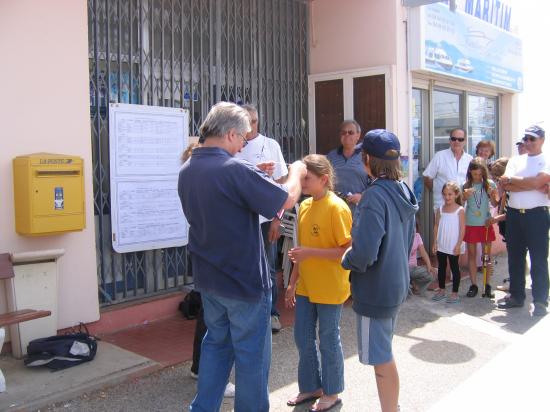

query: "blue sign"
(420, 3), (522, 91)
(462, 0), (512, 31)
(54, 187), (64, 210)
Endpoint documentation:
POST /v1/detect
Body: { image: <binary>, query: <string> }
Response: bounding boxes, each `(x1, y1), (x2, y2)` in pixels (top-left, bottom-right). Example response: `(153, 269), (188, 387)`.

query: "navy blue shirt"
(178, 147), (288, 301)
(327, 146), (370, 196)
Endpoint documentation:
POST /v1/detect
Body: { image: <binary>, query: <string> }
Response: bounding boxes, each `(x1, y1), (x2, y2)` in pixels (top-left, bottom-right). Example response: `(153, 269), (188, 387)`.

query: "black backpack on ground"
(179, 290), (202, 320)
(25, 325), (98, 371)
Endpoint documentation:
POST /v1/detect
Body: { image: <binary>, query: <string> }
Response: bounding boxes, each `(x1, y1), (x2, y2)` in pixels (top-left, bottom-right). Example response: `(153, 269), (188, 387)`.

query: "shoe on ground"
(483, 284), (494, 298)
(446, 295), (460, 304)
(431, 291), (446, 301)
(466, 284), (478, 297)
(224, 382), (235, 398)
(533, 302), (548, 317)
(497, 296), (524, 309)
(496, 284), (509, 292)
(271, 315), (282, 332)
(190, 371), (198, 380)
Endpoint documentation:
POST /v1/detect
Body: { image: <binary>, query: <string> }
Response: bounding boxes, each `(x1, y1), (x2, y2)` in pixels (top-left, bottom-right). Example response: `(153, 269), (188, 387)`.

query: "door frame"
(308, 65), (395, 153)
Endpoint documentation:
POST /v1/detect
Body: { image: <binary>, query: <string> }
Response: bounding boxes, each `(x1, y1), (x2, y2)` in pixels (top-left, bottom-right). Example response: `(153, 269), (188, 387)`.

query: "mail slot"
(13, 153), (85, 235)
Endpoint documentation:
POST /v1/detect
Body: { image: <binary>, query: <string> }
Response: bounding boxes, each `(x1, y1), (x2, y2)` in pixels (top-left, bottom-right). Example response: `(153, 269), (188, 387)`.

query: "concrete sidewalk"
(0, 342), (158, 412)
(1, 253), (547, 411)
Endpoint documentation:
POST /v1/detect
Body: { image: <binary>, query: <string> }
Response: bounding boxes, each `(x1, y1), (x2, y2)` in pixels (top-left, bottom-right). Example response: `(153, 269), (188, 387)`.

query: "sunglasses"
(450, 137), (465, 142)
(523, 136), (539, 142)
(340, 130), (356, 135)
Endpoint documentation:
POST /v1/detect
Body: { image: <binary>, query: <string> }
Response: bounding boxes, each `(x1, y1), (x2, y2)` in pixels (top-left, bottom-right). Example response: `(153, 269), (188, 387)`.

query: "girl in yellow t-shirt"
(285, 154), (352, 412)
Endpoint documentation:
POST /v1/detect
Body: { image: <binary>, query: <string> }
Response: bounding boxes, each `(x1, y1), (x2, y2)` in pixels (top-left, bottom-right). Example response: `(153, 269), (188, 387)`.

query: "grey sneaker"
(533, 302), (548, 317)
(224, 382), (235, 398)
(271, 315), (282, 332)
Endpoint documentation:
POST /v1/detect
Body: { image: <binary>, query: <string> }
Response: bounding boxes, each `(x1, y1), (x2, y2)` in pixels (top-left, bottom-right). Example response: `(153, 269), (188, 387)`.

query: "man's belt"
(508, 206), (549, 214)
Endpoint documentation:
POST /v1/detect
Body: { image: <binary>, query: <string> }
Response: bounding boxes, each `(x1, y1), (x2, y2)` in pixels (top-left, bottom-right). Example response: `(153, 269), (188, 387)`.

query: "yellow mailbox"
(13, 153), (85, 236)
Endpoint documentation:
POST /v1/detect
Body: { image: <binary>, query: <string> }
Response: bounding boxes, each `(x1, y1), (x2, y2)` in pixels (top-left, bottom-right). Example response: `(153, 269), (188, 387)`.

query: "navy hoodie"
(342, 178), (418, 318)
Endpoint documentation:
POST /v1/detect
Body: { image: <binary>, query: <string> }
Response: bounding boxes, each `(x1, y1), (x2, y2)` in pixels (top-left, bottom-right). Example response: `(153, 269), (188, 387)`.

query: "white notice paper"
(109, 103), (189, 253)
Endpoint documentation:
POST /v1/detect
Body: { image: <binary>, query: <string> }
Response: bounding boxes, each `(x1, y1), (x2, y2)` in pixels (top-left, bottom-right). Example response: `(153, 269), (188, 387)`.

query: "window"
(468, 95), (498, 157)
(433, 90), (463, 153)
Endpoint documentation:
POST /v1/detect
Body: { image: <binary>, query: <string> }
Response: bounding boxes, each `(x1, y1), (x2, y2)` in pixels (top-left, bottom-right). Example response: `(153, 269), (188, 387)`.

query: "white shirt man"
(234, 104), (288, 331)
(499, 125), (550, 317)
(236, 133), (288, 222)
(423, 128), (473, 210)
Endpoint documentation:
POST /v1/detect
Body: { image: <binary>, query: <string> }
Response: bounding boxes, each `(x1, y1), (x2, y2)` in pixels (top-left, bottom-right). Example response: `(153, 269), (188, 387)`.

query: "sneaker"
(466, 284), (478, 298)
(497, 296), (524, 309)
(431, 291), (446, 301)
(271, 315), (282, 332)
(190, 371), (198, 380)
(224, 382), (235, 398)
(483, 284), (494, 298)
(533, 302), (548, 317)
(446, 295), (460, 304)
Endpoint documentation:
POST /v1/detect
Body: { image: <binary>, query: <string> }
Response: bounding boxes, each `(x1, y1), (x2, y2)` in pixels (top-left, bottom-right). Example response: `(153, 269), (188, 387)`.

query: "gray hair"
(199, 102), (251, 140)
(340, 119), (361, 134)
(241, 104), (258, 117)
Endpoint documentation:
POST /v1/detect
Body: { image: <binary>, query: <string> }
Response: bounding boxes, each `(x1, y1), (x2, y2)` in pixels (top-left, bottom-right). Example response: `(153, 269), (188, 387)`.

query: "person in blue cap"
(341, 129), (418, 412)
(499, 125), (550, 317)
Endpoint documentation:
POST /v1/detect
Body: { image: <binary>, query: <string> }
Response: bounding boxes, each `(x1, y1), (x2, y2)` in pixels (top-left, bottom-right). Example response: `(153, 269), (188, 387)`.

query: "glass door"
(467, 94), (498, 158)
(433, 89), (464, 153)
(412, 88), (431, 242)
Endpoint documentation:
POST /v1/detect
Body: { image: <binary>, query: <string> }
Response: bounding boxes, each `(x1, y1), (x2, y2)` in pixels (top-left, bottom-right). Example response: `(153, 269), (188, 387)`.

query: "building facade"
(1, 0), (523, 345)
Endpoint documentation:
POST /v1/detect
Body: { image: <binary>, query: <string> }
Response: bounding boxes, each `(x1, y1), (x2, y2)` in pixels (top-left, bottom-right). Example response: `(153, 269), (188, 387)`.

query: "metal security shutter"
(88, 0), (309, 305)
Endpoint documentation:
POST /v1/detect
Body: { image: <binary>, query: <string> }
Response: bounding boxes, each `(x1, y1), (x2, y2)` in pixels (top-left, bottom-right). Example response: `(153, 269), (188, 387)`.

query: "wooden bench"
(0, 253), (52, 392)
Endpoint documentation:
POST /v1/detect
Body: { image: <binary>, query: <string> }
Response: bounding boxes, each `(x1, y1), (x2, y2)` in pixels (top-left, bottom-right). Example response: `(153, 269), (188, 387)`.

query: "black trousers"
(437, 251), (461, 293)
(506, 207), (550, 305)
(191, 298), (207, 375)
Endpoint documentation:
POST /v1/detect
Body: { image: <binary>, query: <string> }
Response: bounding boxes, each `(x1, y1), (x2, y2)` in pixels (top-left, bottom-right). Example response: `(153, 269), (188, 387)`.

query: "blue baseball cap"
(361, 129), (401, 160)
(524, 125), (545, 139)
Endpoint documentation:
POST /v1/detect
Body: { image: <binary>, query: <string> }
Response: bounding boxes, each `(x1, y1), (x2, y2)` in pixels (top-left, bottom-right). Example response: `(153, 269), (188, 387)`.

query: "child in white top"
(432, 182), (466, 303)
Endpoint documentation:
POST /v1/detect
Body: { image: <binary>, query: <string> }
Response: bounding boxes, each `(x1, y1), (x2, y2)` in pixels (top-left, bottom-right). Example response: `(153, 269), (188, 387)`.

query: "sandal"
(309, 398), (342, 412)
(482, 284), (494, 298)
(287, 392), (322, 406)
(466, 284), (478, 297)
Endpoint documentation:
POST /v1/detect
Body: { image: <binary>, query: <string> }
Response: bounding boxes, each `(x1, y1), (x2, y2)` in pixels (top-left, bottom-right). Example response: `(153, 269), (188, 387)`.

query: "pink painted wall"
(0, 1), (99, 329)
(309, 0), (398, 74)
(309, 0), (411, 160)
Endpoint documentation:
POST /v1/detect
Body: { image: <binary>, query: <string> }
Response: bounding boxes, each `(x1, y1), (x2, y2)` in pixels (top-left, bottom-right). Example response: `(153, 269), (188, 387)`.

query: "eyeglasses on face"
(450, 137), (465, 142)
(340, 130), (356, 136)
(238, 133), (248, 147)
(523, 136), (539, 142)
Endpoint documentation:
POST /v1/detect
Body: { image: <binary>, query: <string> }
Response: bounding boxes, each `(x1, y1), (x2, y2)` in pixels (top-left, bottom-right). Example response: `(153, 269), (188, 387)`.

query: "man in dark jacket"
(342, 129), (418, 412)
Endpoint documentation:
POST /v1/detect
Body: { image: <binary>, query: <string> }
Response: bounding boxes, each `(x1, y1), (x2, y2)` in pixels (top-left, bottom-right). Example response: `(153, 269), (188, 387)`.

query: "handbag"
(24, 323), (98, 371)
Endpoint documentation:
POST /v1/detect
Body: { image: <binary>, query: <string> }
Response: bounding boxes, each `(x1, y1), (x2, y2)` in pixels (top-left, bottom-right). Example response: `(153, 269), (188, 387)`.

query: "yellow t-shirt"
(295, 191), (352, 304)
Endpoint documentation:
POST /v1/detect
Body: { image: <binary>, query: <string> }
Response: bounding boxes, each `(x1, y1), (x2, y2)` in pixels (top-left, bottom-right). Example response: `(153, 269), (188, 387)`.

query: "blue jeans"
(294, 295), (345, 396)
(190, 290), (272, 412)
(261, 221), (279, 316)
(506, 207), (550, 306)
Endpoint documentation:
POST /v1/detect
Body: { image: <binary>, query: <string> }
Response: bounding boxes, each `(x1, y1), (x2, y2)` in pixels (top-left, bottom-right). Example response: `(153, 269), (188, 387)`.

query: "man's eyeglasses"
(238, 133), (248, 147)
(523, 136), (538, 142)
(450, 137), (465, 142)
(340, 130), (356, 136)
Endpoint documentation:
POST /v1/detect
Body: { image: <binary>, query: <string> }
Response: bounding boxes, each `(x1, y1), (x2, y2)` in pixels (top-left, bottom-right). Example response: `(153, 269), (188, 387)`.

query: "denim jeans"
(190, 290), (272, 412)
(294, 295), (345, 396)
(261, 221), (279, 317)
(506, 207), (550, 306)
